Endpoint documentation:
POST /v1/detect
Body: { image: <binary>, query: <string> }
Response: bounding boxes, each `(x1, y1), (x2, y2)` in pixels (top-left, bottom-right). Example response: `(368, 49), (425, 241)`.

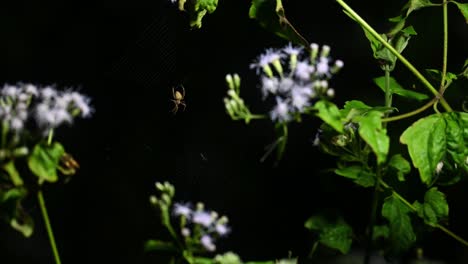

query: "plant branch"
(335, 0), (453, 112)
(439, 0), (449, 95)
(364, 165), (383, 264)
(382, 98), (436, 122)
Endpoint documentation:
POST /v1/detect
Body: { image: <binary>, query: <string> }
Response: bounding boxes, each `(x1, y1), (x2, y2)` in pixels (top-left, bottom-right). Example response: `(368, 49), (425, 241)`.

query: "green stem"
(439, 0), (449, 95)
(47, 129), (54, 145)
(38, 190), (62, 264)
(364, 166), (383, 264)
(379, 179), (468, 247)
(384, 70), (392, 113)
(382, 98), (436, 122)
(335, 0), (453, 112)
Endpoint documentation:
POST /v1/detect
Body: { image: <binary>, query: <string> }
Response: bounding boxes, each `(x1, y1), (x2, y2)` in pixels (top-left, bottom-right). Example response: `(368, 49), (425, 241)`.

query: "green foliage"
(361, 25), (417, 71)
(425, 69), (458, 88)
(304, 215), (353, 254)
(27, 141), (65, 184)
(0, 186), (33, 237)
(373, 76), (429, 101)
(314, 100), (344, 133)
(178, 0), (219, 28)
(249, 0), (309, 47)
(388, 154), (411, 181)
(144, 239), (178, 252)
(335, 165), (375, 187)
(3, 161), (23, 186)
(356, 111), (389, 165)
(413, 187), (449, 226)
(403, 0), (435, 17)
(381, 194), (416, 254)
(400, 112), (468, 185)
(372, 225), (390, 240)
(452, 1), (468, 24)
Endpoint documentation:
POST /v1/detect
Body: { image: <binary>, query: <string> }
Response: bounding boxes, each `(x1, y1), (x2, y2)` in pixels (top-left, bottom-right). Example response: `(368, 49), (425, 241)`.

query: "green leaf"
(461, 58), (468, 78)
(373, 76), (429, 101)
(382, 194), (416, 254)
(335, 165), (376, 187)
(357, 111), (390, 164)
(400, 113), (468, 185)
(400, 114), (445, 184)
(314, 100), (344, 133)
(0, 187), (34, 237)
(27, 142), (65, 184)
(3, 161), (23, 186)
(249, 0), (309, 47)
(214, 252), (244, 264)
(182, 0), (219, 28)
(425, 69), (458, 87)
(144, 239), (177, 252)
(305, 215), (353, 254)
(373, 225), (390, 240)
(388, 154), (411, 181)
(404, 0), (435, 17)
(423, 187), (449, 225)
(452, 2), (468, 23)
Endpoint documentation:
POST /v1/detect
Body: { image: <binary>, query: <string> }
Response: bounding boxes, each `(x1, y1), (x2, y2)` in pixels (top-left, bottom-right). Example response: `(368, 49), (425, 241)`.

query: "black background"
(0, 0), (467, 263)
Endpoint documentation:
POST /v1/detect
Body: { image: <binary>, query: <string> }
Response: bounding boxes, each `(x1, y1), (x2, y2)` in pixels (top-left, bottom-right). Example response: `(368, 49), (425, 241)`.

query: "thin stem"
(47, 129), (54, 145)
(379, 179), (468, 247)
(439, 0), (449, 95)
(382, 98), (436, 123)
(335, 0), (453, 112)
(364, 166), (383, 264)
(38, 190), (62, 264)
(384, 70), (392, 112)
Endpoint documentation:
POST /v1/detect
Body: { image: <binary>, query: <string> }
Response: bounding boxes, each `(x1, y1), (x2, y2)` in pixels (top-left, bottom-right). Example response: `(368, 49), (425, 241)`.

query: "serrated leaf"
(144, 239), (177, 252)
(314, 100), (344, 133)
(304, 215), (352, 254)
(382, 194), (416, 253)
(374, 76), (429, 101)
(249, 0), (309, 47)
(388, 154), (411, 181)
(413, 188), (449, 226)
(452, 2), (468, 23)
(335, 165), (376, 187)
(27, 142), (65, 184)
(357, 111), (389, 164)
(341, 100), (372, 120)
(400, 113), (468, 185)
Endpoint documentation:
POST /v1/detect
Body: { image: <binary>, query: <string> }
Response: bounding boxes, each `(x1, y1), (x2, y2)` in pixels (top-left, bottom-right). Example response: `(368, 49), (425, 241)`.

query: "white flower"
(193, 211), (213, 227)
(70, 92), (92, 117)
(291, 86), (312, 112)
(278, 77), (294, 93)
(215, 223), (230, 236)
(250, 49), (285, 74)
(282, 43), (302, 56)
(41, 87), (57, 99)
(261, 76), (279, 98)
(270, 97), (291, 122)
(316, 57), (330, 75)
(295, 61), (314, 80)
(200, 235), (216, 252)
(173, 203), (192, 218)
(181, 227), (190, 237)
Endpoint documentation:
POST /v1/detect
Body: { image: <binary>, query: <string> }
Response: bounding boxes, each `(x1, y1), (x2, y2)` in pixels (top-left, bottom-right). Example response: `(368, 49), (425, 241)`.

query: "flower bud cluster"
(0, 83), (92, 134)
(250, 43), (343, 122)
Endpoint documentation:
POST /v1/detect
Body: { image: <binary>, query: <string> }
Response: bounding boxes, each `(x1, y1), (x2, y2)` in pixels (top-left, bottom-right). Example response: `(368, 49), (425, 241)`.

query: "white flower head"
(291, 86), (312, 112)
(295, 61), (315, 80)
(261, 76), (279, 98)
(215, 223), (230, 236)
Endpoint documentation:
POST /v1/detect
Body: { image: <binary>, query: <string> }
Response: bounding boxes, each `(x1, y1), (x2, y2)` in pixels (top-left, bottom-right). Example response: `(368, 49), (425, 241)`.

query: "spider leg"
(180, 101), (186, 111)
(180, 85), (185, 97)
(172, 87), (176, 98)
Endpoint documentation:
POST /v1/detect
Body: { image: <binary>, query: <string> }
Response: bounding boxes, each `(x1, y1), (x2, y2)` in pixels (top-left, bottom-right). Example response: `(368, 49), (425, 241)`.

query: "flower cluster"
(250, 43), (343, 122)
(0, 83), (92, 134)
(173, 202), (230, 252)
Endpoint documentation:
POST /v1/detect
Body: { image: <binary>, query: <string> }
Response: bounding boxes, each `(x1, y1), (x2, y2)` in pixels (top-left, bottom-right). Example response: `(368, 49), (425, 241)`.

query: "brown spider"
(170, 85), (186, 114)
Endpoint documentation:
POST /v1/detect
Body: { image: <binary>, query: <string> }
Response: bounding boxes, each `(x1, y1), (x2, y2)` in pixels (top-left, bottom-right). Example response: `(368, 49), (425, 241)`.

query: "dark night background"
(0, 0), (467, 263)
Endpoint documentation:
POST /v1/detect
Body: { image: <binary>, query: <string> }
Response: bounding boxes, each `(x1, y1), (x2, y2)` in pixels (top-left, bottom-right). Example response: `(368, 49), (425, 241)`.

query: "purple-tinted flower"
(200, 235), (216, 252)
(193, 211), (213, 227)
(215, 223), (230, 236)
(291, 86), (313, 112)
(270, 97), (291, 122)
(295, 61), (315, 80)
(173, 203), (192, 218)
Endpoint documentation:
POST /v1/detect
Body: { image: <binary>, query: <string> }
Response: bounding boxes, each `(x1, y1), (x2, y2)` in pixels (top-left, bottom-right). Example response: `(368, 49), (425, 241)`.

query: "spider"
(170, 85), (186, 114)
